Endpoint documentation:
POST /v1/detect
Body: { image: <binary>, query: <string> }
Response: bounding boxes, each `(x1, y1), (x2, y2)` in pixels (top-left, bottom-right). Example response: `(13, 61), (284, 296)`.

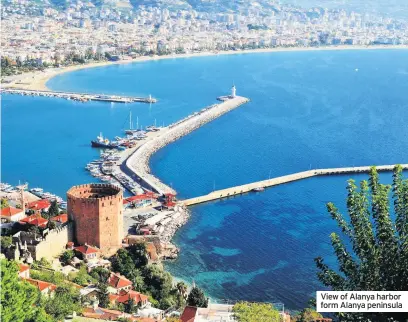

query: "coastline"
(2, 47), (404, 306)
(2, 45), (407, 91)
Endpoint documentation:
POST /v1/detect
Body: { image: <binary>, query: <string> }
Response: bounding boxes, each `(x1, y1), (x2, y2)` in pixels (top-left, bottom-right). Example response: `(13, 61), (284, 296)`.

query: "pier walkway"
(2, 88), (157, 104)
(183, 164), (408, 206)
(124, 96), (250, 195)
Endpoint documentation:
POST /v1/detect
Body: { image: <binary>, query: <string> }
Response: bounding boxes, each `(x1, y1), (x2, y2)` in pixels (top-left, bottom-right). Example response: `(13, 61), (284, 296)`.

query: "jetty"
(182, 164), (408, 206)
(1, 88), (157, 104)
(123, 95), (250, 195)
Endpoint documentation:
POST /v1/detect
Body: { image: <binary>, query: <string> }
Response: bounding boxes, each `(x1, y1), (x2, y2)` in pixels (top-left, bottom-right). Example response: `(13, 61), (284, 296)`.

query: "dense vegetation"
(110, 243), (190, 310)
(315, 165), (408, 321)
(232, 302), (280, 322)
(291, 308), (323, 322)
(186, 286), (208, 308)
(0, 259), (52, 322)
(1, 259), (83, 322)
(0, 257), (104, 322)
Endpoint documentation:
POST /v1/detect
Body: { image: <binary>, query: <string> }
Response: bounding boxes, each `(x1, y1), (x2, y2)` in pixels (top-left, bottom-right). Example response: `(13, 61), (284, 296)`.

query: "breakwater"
(183, 164), (408, 206)
(1, 88), (157, 103)
(124, 96), (250, 195)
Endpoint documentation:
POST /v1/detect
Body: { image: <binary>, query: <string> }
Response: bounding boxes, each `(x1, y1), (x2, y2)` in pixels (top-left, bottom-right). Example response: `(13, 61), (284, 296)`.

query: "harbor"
(124, 91), (250, 195)
(0, 183), (67, 209)
(1, 88), (157, 104)
(84, 86), (249, 199)
(79, 88), (250, 244)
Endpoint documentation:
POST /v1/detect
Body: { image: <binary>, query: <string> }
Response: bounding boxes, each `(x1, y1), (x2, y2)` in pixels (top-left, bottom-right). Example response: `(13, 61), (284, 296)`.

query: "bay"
(2, 49), (407, 309)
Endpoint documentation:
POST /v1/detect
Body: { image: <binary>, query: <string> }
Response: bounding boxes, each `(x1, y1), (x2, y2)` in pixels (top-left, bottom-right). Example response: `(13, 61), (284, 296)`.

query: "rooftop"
(1, 206), (23, 217)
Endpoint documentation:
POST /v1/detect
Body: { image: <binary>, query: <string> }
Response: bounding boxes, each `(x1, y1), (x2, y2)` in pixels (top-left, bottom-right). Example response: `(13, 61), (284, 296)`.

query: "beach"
(2, 45), (407, 91)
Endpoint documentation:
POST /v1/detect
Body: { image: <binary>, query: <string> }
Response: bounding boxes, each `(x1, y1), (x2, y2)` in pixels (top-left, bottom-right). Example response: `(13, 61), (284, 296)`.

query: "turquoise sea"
(2, 49), (408, 309)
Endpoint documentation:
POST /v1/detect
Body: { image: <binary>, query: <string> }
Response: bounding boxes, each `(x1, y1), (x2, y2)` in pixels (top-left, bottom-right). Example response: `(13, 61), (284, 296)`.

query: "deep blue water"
(2, 49), (408, 309)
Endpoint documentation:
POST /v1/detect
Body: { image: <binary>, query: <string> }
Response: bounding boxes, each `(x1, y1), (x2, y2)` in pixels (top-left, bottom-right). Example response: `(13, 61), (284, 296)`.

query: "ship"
(91, 133), (118, 149)
(124, 111), (144, 135)
(146, 119), (161, 132)
(252, 187), (265, 192)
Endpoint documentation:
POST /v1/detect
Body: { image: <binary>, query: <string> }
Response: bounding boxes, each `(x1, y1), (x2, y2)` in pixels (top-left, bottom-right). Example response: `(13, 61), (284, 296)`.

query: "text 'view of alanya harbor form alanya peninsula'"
(1, 0), (408, 320)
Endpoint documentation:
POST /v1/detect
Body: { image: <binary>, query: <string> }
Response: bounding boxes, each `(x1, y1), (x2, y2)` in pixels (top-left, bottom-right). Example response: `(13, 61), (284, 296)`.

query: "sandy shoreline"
(2, 45), (407, 91)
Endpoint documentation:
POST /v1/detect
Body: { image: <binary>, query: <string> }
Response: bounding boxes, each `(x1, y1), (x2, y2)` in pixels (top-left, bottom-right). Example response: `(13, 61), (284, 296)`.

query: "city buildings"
(1, 1), (407, 67)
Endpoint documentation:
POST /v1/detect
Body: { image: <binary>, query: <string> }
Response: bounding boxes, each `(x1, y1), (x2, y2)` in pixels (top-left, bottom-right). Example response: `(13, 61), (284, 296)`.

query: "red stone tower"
(67, 183), (123, 255)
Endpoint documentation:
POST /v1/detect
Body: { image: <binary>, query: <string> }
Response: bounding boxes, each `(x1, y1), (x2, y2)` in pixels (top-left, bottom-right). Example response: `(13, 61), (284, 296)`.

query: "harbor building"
(67, 183), (124, 256)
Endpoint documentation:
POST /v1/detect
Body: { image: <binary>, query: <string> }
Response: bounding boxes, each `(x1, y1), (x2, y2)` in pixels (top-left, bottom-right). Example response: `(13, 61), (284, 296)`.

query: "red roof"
(108, 272), (132, 289)
(24, 278), (56, 292)
(19, 263), (30, 273)
(19, 214), (48, 228)
(123, 194), (155, 205)
(51, 213), (68, 224)
(74, 244), (99, 255)
(82, 307), (124, 320)
(26, 199), (51, 211)
(180, 306), (198, 322)
(1, 207), (23, 217)
(109, 289), (149, 305)
(164, 201), (176, 208)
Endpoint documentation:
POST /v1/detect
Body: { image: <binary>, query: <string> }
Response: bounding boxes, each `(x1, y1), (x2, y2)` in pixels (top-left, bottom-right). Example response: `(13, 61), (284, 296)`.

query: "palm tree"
(176, 281), (188, 300)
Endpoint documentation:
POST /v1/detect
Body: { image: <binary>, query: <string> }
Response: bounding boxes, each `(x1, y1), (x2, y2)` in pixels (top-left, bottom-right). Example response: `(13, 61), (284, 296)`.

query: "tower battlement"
(67, 183), (123, 255)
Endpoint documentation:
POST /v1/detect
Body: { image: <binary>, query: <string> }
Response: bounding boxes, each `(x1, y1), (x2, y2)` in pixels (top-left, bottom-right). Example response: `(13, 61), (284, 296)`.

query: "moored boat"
(91, 133), (118, 149)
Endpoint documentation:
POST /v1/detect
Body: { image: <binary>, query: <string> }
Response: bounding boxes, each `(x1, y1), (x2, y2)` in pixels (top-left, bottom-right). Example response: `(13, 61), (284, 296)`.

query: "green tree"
(73, 265), (96, 286)
(46, 220), (56, 230)
(27, 225), (41, 235)
(47, 200), (59, 218)
(142, 265), (174, 308)
(1, 236), (13, 250)
(112, 248), (134, 274)
(293, 308), (323, 322)
(124, 298), (137, 314)
(60, 250), (74, 265)
(44, 284), (81, 320)
(97, 282), (110, 308)
(37, 257), (52, 268)
(1, 198), (9, 209)
(0, 259), (52, 322)
(30, 269), (65, 286)
(232, 302), (280, 322)
(176, 281), (188, 299)
(90, 266), (110, 283)
(315, 165), (408, 322)
(128, 242), (149, 268)
(186, 286), (208, 308)
(127, 267), (145, 292)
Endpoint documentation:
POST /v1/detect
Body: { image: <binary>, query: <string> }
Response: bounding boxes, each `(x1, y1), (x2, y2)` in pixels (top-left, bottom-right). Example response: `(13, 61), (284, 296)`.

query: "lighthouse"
(231, 85), (236, 98)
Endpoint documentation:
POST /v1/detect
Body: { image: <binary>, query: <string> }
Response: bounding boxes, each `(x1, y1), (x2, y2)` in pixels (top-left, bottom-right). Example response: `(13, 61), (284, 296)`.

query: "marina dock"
(2, 88), (157, 104)
(182, 164), (408, 206)
(123, 96), (250, 195)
